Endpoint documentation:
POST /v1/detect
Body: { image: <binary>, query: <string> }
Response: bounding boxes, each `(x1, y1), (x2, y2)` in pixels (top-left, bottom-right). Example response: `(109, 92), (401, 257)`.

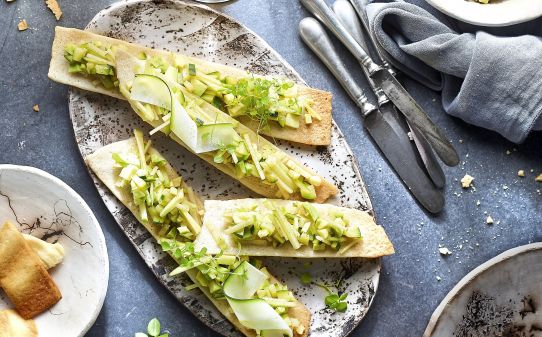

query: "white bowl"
(0, 165), (109, 337)
(425, 0), (542, 27)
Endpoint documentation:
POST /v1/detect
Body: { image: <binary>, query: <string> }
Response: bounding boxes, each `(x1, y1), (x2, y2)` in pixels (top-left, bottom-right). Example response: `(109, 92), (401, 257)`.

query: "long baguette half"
(195, 199), (394, 258)
(49, 27), (332, 145)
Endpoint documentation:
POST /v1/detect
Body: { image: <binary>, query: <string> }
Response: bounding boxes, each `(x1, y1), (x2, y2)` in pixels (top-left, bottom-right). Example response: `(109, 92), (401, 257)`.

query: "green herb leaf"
(300, 272), (312, 285)
(135, 333), (148, 337)
(147, 318), (161, 336)
(188, 63), (196, 76)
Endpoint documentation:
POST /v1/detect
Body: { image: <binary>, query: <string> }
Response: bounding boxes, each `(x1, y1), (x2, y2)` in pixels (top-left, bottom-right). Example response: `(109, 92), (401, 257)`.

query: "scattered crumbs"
(531, 169), (535, 173)
(436, 276), (441, 282)
(45, 0), (63, 20)
(32, 104), (39, 112)
(17, 19), (28, 31)
(486, 215), (494, 225)
(476, 200), (481, 206)
(461, 174), (474, 188)
(6, 0), (16, 2)
(439, 247), (452, 256)
(502, 185), (508, 190)
(459, 139), (464, 144)
(407, 132), (413, 141)
(506, 150), (511, 155)
(536, 173), (542, 183)
(517, 170), (525, 177)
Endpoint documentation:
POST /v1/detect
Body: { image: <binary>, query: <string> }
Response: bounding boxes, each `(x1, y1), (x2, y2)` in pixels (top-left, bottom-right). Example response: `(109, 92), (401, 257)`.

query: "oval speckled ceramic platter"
(68, 1), (380, 336)
(423, 242), (542, 337)
(0, 165), (109, 337)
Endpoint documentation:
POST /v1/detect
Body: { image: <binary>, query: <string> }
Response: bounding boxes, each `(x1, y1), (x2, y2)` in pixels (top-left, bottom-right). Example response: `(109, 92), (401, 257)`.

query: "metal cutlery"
(332, 0), (446, 189)
(299, 17), (444, 213)
(299, 0), (459, 167)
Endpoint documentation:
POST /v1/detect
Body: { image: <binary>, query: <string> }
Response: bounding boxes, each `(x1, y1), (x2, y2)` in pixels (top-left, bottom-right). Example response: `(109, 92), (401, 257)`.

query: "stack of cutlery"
(299, 0), (460, 213)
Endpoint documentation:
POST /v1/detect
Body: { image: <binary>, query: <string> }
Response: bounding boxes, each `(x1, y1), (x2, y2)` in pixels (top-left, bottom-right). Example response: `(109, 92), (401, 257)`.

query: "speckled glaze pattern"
(68, 1), (380, 336)
(423, 243), (542, 337)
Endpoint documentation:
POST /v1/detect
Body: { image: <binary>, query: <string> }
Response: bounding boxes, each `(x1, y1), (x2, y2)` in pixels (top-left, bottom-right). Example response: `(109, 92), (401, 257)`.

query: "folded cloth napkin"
(365, 1), (542, 143)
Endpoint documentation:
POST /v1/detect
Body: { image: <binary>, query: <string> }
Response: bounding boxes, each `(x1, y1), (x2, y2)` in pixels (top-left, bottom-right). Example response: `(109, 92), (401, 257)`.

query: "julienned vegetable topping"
(161, 241), (304, 336)
(111, 131), (304, 336)
(63, 42), (318, 130)
(113, 129), (202, 240)
(225, 201), (362, 252)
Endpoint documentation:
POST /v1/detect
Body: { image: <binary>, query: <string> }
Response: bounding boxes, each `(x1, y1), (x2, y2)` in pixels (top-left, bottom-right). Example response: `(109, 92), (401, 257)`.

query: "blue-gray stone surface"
(0, 1), (540, 336)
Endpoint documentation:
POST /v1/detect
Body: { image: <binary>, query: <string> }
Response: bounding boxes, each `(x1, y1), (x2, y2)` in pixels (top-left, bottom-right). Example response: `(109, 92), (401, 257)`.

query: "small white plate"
(425, 0), (542, 27)
(0, 165), (108, 337)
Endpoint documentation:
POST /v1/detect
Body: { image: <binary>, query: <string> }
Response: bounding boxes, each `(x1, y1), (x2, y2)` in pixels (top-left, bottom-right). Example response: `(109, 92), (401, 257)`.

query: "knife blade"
(299, 17), (444, 213)
(332, 0), (446, 189)
(299, 0), (459, 167)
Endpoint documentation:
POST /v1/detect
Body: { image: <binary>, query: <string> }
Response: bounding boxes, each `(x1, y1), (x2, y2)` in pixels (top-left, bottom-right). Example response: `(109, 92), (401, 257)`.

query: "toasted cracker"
(22, 234), (64, 269)
(45, 0), (62, 20)
(0, 222), (62, 319)
(0, 310), (37, 337)
(48, 26), (333, 145)
(195, 199), (394, 258)
(85, 138), (311, 337)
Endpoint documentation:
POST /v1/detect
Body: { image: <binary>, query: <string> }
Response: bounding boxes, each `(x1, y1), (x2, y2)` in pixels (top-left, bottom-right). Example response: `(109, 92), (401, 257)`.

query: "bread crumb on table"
(486, 215), (494, 225)
(460, 174), (474, 189)
(45, 0), (63, 20)
(517, 170), (525, 177)
(32, 105), (39, 112)
(17, 19), (28, 31)
(536, 173), (542, 183)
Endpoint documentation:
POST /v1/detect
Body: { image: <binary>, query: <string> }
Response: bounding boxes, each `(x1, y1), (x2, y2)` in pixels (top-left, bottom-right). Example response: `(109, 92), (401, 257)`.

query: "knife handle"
(300, 0), (381, 76)
(299, 17), (376, 116)
(349, 0), (396, 75)
(332, 0), (389, 107)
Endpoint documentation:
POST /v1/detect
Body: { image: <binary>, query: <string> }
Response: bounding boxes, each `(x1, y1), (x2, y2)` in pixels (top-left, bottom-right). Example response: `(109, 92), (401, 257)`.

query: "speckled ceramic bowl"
(0, 165), (108, 337)
(424, 242), (542, 337)
(68, 1), (381, 336)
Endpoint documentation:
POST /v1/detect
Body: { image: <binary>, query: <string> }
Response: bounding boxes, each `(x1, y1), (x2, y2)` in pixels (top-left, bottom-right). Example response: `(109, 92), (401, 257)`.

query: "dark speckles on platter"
(69, 1), (379, 336)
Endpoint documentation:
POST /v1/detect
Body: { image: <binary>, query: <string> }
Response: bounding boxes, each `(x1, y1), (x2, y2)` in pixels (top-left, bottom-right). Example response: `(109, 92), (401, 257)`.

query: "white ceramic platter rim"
(425, 0), (542, 27)
(0, 164), (109, 337)
(70, 0), (382, 336)
(423, 242), (542, 336)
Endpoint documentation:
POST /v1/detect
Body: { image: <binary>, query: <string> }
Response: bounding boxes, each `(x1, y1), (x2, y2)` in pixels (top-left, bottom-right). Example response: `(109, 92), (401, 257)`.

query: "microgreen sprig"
(316, 280), (348, 313)
(135, 318), (169, 337)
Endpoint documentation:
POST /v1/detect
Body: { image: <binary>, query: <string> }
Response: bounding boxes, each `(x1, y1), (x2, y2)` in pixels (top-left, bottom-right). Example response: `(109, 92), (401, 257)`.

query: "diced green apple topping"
(113, 129), (202, 240)
(63, 43), (319, 129)
(225, 201), (363, 252)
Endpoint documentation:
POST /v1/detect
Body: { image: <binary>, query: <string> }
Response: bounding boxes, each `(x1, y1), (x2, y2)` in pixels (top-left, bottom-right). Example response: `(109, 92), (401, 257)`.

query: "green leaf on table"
(135, 333), (148, 337)
(147, 318), (161, 336)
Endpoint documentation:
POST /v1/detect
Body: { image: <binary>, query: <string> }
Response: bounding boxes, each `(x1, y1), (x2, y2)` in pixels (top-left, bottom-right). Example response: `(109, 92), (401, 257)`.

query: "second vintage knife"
(299, 17), (444, 213)
(332, 0), (446, 189)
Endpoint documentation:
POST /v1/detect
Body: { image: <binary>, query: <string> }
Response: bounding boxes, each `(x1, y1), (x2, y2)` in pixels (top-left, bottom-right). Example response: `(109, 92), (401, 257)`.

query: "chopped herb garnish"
(188, 63), (196, 76)
(300, 272), (312, 285)
(317, 281), (348, 313)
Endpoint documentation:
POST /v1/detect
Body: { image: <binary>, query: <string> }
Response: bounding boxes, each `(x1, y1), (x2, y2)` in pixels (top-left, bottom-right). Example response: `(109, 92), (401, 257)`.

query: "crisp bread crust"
(195, 199), (395, 258)
(48, 27), (333, 145)
(0, 223), (62, 319)
(85, 138), (311, 337)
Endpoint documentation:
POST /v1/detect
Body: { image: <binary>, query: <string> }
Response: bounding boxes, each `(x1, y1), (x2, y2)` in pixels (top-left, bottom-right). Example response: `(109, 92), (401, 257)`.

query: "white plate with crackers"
(0, 165), (108, 337)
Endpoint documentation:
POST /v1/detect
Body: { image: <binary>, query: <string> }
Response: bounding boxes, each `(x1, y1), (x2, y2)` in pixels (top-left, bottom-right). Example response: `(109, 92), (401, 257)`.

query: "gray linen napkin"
(365, 1), (542, 143)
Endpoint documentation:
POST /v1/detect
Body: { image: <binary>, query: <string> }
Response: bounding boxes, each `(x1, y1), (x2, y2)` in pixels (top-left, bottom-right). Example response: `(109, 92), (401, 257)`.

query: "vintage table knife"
(332, 0), (446, 189)
(299, 17), (444, 213)
(300, 0), (460, 167)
